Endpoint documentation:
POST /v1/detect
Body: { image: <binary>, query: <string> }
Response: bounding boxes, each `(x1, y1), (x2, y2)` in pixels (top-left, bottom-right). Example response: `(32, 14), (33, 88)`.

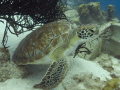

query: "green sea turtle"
(12, 19), (97, 90)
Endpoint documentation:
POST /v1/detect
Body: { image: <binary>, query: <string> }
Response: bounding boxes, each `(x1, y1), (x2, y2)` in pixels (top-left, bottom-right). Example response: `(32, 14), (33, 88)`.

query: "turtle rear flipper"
(33, 57), (69, 90)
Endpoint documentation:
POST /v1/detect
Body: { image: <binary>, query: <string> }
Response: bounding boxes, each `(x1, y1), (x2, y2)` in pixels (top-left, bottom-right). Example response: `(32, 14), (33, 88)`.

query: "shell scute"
(35, 29), (54, 51)
(62, 25), (71, 33)
(61, 33), (69, 42)
(41, 22), (54, 31)
(29, 57), (36, 62)
(12, 20), (75, 65)
(52, 24), (62, 36)
(51, 37), (62, 47)
(44, 46), (53, 55)
(35, 54), (45, 60)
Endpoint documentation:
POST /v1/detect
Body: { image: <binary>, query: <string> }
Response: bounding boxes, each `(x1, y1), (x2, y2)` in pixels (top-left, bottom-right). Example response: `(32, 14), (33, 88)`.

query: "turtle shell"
(12, 20), (77, 65)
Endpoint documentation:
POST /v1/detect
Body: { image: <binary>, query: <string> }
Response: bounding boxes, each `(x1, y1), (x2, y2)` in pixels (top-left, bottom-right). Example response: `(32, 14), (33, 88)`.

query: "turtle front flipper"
(33, 57), (70, 90)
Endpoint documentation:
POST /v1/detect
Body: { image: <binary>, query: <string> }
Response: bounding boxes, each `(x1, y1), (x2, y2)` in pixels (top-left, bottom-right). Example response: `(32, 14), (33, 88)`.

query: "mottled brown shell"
(12, 20), (76, 65)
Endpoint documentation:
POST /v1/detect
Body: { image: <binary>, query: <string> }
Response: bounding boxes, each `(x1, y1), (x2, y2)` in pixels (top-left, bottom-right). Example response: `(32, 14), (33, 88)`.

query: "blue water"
(96, 0), (120, 19)
(67, 0), (120, 19)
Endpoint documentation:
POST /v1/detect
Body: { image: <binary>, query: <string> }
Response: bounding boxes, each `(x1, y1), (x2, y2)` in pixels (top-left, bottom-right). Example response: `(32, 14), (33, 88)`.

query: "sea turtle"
(12, 19), (97, 90)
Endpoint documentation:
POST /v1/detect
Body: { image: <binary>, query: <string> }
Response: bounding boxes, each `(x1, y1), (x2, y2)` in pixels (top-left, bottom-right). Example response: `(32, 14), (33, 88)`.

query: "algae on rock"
(77, 2), (107, 24)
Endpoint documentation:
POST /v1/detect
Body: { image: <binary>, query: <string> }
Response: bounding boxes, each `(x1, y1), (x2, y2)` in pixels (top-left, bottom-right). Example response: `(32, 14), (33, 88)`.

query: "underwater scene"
(0, 0), (120, 90)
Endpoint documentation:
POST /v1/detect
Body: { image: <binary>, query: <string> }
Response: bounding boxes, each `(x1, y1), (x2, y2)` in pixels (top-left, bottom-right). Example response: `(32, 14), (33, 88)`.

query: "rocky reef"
(64, 5), (81, 25)
(103, 78), (120, 90)
(77, 2), (106, 24)
(107, 5), (115, 21)
(0, 47), (27, 82)
(64, 2), (117, 25)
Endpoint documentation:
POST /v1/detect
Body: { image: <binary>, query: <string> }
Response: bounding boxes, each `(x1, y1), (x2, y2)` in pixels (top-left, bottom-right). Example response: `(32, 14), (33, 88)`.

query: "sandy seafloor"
(0, 20), (120, 90)
(0, 57), (111, 90)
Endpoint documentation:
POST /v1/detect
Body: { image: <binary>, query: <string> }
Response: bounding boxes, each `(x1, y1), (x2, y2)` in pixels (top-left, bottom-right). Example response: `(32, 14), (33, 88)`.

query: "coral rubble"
(62, 72), (106, 90)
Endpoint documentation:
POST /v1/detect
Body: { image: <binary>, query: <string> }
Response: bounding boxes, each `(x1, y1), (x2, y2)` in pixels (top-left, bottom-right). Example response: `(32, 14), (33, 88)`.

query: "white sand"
(0, 57), (111, 90)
